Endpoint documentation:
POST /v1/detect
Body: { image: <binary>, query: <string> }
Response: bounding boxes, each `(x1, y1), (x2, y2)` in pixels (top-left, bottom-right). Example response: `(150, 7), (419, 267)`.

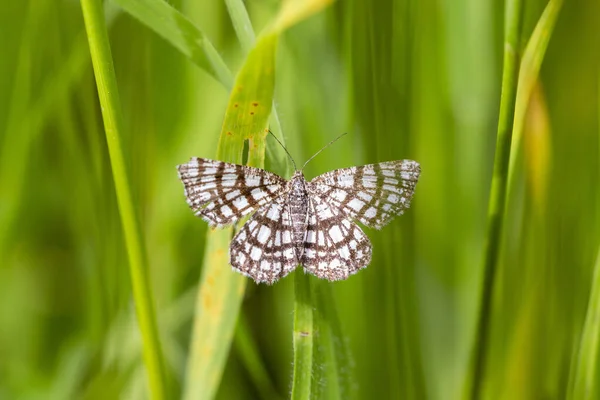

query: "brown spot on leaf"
(252, 102), (259, 107)
(203, 293), (212, 309)
(250, 111), (255, 115)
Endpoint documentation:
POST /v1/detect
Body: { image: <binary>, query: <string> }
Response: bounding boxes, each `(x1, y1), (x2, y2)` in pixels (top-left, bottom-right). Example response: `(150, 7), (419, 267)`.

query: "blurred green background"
(0, 0), (599, 399)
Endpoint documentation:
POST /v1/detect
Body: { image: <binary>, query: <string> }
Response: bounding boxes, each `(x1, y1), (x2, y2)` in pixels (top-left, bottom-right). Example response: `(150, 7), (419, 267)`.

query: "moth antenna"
(301, 132), (348, 171)
(268, 130), (297, 170)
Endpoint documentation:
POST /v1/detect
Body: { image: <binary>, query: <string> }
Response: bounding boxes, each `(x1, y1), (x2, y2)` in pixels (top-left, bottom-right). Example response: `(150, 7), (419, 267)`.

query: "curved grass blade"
(226, 3), (349, 398)
(183, 1), (335, 398)
(507, 0), (563, 190)
(113, 0), (291, 179)
(111, 0), (233, 89)
(182, 21), (279, 400)
(80, 0), (167, 398)
(224, 0), (255, 53)
(470, 0), (564, 397)
(469, 0), (524, 397)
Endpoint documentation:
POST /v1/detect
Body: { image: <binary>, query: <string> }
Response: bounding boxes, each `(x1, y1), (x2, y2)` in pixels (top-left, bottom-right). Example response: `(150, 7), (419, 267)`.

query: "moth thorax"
(288, 173), (309, 259)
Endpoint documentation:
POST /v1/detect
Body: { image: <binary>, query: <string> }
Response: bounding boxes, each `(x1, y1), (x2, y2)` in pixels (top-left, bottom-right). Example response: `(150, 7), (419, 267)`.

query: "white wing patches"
(347, 198), (366, 212)
(256, 225), (271, 244)
(177, 158), (287, 228)
(266, 203), (281, 221)
(328, 225), (344, 243)
(178, 156), (420, 284)
(307, 160), (420, 229)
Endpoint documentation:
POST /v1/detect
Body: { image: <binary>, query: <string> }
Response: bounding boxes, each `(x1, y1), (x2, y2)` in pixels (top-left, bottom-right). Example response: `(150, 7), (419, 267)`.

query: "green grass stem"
(469, 0), (524, 397)
(312, 282), (355, 399)
(80, 0), (167, 398)
(507, 0), (564, 188)
(291, 271), (314, 400)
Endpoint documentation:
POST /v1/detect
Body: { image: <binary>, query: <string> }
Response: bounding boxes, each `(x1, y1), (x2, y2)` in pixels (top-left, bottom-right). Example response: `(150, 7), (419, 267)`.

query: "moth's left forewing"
(307, 160), (421, 229)
(177, 157), (288, 227)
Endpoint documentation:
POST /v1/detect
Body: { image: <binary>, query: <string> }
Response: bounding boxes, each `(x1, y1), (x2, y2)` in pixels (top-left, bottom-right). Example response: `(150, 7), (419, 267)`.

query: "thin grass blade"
(469, 0), (524, 397)
(111, 0), (233, 88)
(508, 0), (564, 187)
(292, 271), (314, 400)
(310, 282), (355, 399)
(80, 0), (167, 398)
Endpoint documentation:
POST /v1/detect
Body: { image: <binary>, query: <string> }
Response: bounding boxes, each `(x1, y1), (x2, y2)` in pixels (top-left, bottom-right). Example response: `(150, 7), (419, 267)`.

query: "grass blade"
(311, 282), (355, 399)
(469, 0), (524, 396)
(182, 27), (279, 400)
(111, 0), (233, 88)
(508, 0), (564, 187)
(113, 0), (292, 179)
(183, 2), (334, 398)
(224, 0), (255, 53)
(80, 0), (167, 398)
(292, 271), (314, 400)
(468, 3), (564, 397)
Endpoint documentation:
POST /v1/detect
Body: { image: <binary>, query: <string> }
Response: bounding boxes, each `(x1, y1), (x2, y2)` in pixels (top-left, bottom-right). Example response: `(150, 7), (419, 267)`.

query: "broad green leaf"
(183, 32), (278, 400)
(183, 1), (334, 398)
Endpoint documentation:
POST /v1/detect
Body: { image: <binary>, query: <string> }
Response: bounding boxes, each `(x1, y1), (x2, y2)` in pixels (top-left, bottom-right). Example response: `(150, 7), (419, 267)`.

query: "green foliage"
(0, 0), (599, 399)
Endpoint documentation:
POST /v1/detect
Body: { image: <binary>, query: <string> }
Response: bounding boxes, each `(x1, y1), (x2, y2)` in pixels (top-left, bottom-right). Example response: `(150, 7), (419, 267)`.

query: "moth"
(177, 134), (420, 284)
